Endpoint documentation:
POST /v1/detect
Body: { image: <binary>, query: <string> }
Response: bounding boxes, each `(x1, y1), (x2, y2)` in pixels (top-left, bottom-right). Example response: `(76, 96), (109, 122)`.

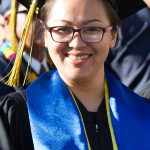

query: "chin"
(66, 69), (91, 81)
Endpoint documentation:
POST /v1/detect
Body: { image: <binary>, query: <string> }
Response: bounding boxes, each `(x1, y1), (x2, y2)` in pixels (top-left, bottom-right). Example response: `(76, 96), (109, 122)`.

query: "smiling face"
(44, 0), (117, 84)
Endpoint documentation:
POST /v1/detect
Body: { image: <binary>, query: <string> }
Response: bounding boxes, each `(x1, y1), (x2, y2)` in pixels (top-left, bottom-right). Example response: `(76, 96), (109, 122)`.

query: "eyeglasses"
(45, 25), (113, 43)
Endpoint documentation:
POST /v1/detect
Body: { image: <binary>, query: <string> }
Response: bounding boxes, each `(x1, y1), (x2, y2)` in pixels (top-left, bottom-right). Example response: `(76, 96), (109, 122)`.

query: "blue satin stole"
(26, 69), (150, 150)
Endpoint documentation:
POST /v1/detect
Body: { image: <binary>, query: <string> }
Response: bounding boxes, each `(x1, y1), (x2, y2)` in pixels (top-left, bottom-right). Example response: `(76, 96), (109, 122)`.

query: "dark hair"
(39, 0), (120, 29)
(39, 0), (54, 24)
(101, 0), (120, 31)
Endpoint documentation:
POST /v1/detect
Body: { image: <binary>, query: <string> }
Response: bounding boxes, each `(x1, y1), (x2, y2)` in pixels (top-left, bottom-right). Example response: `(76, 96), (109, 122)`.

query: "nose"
(68, 32), (87, 49)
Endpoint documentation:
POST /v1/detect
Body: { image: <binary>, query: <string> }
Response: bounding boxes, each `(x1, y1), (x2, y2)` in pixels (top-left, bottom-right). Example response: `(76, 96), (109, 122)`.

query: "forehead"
(47, 0), (110, 25)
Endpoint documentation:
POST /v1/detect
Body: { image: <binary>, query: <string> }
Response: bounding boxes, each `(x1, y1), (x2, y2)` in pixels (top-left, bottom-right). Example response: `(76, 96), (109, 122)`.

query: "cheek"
(98, 45), (109, 61)
(47, 44), (64, 69)
(45, 32), (65, 57)
(97, 32), (117, 57)
(47, 40), (66, 63)
(91, 42), (109, 56)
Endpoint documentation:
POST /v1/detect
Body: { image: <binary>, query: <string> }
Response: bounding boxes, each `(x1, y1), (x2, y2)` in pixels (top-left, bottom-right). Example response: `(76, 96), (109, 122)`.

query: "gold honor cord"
(23, 21), (35, 86)
(69, 88), (92, 150)
(6, 0), (38, 87)
(10, 0), (17, 52)
(69, 79), (118, 150)
(104, 79), (118, 150)
(23, 38), (33, 86)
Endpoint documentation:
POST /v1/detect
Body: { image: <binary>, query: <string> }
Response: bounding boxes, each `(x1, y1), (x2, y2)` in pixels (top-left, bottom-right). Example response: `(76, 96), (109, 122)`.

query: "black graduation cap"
(17, 0), (46, 10)
(17, 0), (147, 19)
(108, 0), (147, 19)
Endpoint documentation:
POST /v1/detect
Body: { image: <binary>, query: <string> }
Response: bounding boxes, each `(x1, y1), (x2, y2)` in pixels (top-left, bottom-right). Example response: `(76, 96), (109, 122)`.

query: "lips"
(68, 54), (91, 60)
(65, 52), (92, 65)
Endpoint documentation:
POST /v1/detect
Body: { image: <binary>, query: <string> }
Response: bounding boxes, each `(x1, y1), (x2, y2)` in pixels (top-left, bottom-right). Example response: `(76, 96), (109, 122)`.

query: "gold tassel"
(6, 0), (38, 87)
(23, 24), (35, 86)
(10, 0), (18, 52)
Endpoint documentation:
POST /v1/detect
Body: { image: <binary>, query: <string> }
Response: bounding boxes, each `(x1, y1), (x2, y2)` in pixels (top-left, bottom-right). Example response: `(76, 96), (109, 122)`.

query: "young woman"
(0, 0), (149, 150)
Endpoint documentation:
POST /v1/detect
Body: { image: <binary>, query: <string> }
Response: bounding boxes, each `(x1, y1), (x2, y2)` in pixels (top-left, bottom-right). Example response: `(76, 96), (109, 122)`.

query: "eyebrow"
(55, 19), (102, 25)
(81, 19), (102, 25)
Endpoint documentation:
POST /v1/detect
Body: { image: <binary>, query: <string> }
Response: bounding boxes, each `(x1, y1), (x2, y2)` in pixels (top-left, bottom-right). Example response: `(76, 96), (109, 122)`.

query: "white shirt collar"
(23, 51), (49, 75)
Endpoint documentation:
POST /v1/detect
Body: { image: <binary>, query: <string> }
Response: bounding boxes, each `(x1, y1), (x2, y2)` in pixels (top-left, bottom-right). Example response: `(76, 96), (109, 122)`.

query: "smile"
(68, 54), (91, 60)
(65, 53), (92, 66)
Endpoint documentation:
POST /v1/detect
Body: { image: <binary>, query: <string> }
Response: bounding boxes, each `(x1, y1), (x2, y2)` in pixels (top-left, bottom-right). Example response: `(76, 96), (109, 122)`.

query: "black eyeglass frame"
(45, 25), (113, 43)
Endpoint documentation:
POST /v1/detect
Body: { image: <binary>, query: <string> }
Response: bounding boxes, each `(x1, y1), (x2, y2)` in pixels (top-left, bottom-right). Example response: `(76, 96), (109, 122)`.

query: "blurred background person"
(0, 0), (51, 88)
(0, 14), (5, 45)
(106, 7), (150, 96)
(0, 0), (15, 96)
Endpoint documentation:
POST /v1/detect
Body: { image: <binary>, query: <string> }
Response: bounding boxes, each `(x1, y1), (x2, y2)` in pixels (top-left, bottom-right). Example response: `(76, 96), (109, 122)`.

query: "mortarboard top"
(113, 0), (147, 19)
(17, 0), (46, 11)
(17, 0), (147, 19)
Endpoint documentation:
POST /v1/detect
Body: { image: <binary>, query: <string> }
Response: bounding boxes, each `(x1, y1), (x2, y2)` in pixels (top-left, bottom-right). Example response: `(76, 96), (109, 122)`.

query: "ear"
(3, 11), (11, 26)
(110, 30), (117, 49)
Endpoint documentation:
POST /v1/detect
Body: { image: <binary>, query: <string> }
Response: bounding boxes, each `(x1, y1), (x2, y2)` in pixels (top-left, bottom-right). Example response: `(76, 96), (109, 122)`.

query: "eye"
(52, 27), (72, 35)
(82, 27), (102, 34)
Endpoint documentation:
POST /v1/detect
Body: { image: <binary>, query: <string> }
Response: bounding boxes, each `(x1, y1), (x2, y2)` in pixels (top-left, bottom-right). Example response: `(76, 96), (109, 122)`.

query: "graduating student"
(0, 1), (15, 97)
(107, 7), (150, 95)
(0, 0), (150, 150)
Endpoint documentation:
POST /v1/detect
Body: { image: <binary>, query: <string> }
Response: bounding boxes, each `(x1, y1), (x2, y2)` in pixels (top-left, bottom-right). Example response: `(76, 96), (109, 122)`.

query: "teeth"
(68, 55), (89, 60)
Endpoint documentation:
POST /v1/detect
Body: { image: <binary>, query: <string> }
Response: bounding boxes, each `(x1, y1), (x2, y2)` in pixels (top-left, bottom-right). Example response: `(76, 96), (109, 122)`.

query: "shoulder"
(0, 92), (34, 150)
(27, 69), (57, 91)
(0, 91), (27, 117)
(0, 82), (15, 97)
(105, 69), (147, 101)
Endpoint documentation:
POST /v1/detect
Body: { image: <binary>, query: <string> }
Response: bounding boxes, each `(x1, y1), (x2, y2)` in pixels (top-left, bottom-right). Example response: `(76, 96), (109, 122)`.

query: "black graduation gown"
(0, 82), (15, 97)
(0, 92), (34, 150)
(0, 92), (112, 150)
(76, 99), (113, 150)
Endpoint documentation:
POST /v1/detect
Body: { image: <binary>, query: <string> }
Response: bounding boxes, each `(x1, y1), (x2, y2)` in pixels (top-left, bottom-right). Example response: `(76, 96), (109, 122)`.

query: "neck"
(68, 69), (105, 112)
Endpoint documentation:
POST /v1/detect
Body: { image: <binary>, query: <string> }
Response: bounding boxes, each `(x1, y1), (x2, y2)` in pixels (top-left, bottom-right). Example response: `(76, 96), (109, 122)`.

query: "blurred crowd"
(0, 0), (52, 96)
